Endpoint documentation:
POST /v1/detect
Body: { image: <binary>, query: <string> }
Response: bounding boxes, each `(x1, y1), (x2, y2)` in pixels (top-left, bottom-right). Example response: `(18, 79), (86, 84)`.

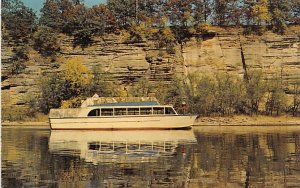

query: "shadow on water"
(2, 126), (300, 187)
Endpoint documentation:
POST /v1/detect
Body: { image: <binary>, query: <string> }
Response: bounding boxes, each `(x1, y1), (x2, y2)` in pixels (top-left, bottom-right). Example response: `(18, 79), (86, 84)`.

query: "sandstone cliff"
(1, 29), (299, 110)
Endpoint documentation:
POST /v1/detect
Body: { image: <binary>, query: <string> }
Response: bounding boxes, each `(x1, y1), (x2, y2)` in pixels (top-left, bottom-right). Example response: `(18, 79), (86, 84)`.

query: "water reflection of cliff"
(190, 127), (300, 187)
(49, 130), (197, 164)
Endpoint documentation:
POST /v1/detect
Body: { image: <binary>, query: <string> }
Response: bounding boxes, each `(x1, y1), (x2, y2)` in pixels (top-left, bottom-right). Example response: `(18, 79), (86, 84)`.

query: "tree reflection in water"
(1, 127), (300, 187)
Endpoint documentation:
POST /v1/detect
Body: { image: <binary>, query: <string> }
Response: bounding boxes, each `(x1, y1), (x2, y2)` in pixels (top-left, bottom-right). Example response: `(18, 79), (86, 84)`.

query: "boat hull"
(49, 115), (196, 130)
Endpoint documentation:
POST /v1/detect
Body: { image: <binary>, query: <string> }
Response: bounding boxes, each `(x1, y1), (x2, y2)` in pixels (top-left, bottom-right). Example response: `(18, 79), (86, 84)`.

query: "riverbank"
(2, 115), (300, 127)
(194, 115), (300, 126)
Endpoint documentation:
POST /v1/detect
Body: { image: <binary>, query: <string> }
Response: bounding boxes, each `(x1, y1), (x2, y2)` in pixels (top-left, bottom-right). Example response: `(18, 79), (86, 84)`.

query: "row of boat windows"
(88, 107), (176, 116)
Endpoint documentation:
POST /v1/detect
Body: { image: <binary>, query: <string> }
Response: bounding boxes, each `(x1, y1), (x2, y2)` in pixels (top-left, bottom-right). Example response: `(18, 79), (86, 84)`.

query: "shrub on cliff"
(9, 46), (29, 75)
(33, 26), (60, 57)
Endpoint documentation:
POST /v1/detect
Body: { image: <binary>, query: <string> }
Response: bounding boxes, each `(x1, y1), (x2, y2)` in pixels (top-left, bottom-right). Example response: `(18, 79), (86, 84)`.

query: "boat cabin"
(87, 102), (177, 117)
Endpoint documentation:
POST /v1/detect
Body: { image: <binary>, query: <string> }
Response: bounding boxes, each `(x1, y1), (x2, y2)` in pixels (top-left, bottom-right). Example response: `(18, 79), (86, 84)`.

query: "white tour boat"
(49, 96), (197, 130)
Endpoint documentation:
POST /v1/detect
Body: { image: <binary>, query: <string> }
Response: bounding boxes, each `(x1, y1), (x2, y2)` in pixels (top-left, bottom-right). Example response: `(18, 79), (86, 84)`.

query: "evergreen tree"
(40, 0), (62, 31)
(2, 0), (37, 43)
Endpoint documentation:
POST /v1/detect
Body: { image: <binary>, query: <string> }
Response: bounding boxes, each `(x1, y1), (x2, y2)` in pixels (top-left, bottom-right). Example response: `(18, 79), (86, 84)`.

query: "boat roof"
(89, 101), (160, 107)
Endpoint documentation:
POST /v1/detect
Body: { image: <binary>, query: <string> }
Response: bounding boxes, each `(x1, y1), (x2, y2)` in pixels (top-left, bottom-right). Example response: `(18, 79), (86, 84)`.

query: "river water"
(2, 126), (300, 187)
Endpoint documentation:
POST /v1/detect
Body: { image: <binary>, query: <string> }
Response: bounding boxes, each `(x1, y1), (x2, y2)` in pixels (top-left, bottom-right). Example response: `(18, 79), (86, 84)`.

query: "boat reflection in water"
(49, 129), (196, 164)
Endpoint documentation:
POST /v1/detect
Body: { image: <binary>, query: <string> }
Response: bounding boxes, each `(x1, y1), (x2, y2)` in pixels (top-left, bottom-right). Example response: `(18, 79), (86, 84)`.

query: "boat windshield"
(165, 107), (176, 114)
(88, 109), (100, 116)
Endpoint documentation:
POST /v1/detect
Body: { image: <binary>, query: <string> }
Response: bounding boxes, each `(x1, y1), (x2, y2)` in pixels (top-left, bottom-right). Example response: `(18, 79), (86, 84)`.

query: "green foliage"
(153, 27), (177, 54)
(38, 73), (66, 113)
(289, 83), (300, 116)
(244, 69), (267, 114)
(1, 107), (31, 121)
(37, 60), (123, 113)
(191, 75), (216, 116)
(33, 26), (60, 57)
(86, 65), (121, 97)
(10, 46), (29, 75)
(164, 78), (187, 111)
(2, 0), (37, 43)
(290, 0), (300, 24)
(73, 28), (93, 49)
(189, 73), (245, 116)
(193, 0), (212, 23)
(268, 0), (291, 34)
(40, 0), (62, 31)
(107, 0), (137, 29)
(90, 4), (117, 34)
(129, 77), (152, 97)
(265, 77), (288, 115)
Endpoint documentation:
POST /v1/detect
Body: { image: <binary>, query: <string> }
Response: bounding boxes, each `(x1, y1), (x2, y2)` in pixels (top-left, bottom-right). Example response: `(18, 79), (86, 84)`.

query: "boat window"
(115, 108), (127, 116)
(101, 108), (113, 116)
(127, 108), (140, 115)
(140, 108), (152, 115)
(165, 107), (176, 114)
(153, 107), (164, 114)
(88, 142), (100, 150)
(88, 109), (100, 116)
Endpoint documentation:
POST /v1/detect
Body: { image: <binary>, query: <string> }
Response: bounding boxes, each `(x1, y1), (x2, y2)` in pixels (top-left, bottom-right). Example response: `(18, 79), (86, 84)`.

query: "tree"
(244, 70), (266, 114)
(252, 0), (270, 26)
(192, 75), (216, 116)
(265, 77), (287, 115)
(61, 57), (92, 97)
(214, 0), (228, 25)
(214, 73), (243, 115)
(290, 0), (300, 24)
(268, 0), (291, 34)
(38, 73), (66, 113)
(129, 77), (153, 97)
(39, 0), (62, 31)
(289, 83), (300, 116)
(33, 26), (60, 57)
(90, 4), (117, 34)
(166, 0), (194, 49)
(193, 0), (212, 23)
(86, 65), (121, 97)
(107, 0), (136, 29)
(2, 0), (37, 43)
(213, 0), (243, 26)
(152, 21), (177, 54)
(10, 46), (29, 75)
(164, 78), (187, 112)
(243, 0), (270, 34)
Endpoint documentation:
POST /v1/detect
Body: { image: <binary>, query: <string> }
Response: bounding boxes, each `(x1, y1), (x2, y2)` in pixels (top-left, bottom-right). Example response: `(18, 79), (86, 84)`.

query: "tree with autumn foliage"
(268, 0), (291, 34)
(61, 57), (92, 97)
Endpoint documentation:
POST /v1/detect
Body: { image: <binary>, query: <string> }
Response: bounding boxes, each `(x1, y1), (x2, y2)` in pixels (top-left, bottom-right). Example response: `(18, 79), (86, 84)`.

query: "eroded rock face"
(1, 31), (299, 109)
(183, 31), (300, 92)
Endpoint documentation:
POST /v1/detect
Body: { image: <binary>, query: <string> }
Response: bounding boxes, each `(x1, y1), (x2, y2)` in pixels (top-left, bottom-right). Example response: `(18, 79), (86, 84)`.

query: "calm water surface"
(2, 126), (300, 187)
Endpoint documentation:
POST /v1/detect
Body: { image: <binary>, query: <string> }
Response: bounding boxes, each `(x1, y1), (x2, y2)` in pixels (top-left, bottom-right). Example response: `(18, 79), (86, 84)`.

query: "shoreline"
(2, 115), (299, 127)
